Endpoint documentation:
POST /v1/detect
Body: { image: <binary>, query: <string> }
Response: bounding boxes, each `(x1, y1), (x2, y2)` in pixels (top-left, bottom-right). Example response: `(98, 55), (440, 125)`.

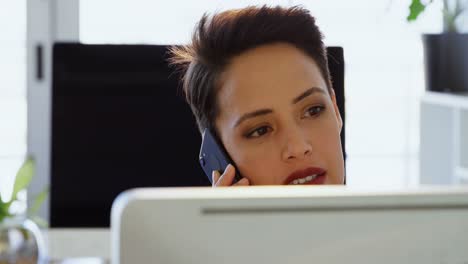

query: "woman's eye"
(246, 126), (271, 138)
(303, 105), (325, 118)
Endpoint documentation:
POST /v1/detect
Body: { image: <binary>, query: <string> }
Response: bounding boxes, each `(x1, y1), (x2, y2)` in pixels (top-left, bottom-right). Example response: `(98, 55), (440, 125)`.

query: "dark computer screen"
(51, 44), (345, 227)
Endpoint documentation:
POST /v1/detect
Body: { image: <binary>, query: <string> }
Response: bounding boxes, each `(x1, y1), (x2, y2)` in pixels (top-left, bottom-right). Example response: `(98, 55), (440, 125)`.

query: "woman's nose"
(281, 129), (313, 161)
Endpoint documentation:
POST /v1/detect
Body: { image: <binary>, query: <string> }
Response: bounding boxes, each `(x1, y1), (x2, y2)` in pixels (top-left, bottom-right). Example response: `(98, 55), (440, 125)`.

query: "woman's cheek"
(236, 149), (264, 184)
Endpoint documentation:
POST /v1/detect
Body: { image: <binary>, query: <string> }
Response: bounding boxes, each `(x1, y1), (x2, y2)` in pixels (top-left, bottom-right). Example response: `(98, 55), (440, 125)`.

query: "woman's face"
(215, 43), (344, 185)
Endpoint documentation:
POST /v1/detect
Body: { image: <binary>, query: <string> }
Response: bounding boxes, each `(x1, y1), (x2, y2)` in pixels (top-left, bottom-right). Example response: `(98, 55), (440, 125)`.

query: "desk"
(48, 257), (108, 264)
(43, 229), (109, 261)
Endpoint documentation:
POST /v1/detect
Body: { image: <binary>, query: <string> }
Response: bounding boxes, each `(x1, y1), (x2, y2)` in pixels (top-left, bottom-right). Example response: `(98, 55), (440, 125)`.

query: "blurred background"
(1, 0), (467, 217)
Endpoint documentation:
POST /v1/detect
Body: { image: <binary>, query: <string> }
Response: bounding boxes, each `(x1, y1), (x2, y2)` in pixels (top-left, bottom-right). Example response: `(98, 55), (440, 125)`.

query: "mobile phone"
(199, 128), (242, 184)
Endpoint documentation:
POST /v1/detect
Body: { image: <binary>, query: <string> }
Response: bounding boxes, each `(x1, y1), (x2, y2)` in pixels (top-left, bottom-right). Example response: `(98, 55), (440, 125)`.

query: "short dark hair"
(169, 5), (331, 134)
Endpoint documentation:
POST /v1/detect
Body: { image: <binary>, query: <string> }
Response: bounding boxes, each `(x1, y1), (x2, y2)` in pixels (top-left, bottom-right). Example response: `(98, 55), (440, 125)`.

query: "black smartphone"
(199, 128), (242, 184)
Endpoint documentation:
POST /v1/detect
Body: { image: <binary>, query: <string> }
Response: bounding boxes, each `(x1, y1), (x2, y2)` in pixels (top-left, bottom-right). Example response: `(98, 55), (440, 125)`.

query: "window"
(0, 0), (27, 201)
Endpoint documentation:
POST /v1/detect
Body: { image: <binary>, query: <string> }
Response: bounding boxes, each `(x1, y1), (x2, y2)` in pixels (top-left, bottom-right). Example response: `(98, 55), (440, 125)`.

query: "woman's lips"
(301, 172), (326, 185)
(283, 167), (327, 185)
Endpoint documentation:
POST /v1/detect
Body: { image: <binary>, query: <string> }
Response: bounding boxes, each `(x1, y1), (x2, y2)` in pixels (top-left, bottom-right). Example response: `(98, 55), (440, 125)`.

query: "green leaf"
(28, 186), (49, 217)
(0, 200), (12, 223)
(11, 157), (35, 202)
(407, 0), (427, 21)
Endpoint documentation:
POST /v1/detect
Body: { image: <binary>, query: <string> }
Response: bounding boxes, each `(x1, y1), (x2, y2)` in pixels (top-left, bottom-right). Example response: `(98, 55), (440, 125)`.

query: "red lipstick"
(283, 167), (327, 185)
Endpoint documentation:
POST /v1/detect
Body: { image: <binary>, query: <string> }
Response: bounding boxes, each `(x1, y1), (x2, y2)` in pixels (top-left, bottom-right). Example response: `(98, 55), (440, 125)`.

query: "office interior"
(1, 0), (468, 263)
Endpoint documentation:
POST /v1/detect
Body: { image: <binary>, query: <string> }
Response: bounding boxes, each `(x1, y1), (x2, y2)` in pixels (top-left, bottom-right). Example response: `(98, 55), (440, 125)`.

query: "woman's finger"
(214, 164), (236, 187)
(212, 170), (221, 186)
(233, 177), (250, 186)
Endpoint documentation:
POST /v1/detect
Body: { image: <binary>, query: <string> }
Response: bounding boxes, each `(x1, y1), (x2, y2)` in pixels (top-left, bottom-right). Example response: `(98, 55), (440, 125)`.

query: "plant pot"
(423, 33), (468, 93)
(0, 216), (46, 264)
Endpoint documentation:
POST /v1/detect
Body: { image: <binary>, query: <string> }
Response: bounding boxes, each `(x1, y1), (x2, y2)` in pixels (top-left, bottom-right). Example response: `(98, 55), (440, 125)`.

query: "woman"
(170, 5), (345, 187)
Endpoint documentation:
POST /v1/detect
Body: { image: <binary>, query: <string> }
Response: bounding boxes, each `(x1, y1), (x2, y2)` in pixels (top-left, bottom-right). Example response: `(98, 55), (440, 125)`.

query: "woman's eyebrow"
(234, 109), (273, 128)
(292, 87), (326, 104)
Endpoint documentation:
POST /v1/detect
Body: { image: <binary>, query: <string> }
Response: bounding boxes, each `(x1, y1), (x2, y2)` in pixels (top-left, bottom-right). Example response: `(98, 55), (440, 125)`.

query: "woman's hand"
(212, 164), (250, 187)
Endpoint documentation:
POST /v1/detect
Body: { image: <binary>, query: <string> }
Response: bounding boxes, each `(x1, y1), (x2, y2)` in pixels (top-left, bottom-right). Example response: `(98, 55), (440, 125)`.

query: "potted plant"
(408, 0), (468, 93)
(0, 157), (48, 264)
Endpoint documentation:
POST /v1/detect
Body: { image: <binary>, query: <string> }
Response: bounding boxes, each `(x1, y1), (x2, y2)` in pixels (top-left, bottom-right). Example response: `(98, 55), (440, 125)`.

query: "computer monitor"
(111, 186), (468, 264)
(51, 44), (346, 228)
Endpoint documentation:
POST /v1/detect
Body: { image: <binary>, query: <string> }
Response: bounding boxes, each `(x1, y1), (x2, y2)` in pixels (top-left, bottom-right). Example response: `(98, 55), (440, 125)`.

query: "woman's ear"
(329, 88), (343, 132)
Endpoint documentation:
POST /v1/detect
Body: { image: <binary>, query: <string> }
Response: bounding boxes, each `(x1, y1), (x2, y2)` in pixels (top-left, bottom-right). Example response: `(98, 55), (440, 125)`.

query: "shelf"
(420, 93), (468, 185)
(422, 92), (468, 109)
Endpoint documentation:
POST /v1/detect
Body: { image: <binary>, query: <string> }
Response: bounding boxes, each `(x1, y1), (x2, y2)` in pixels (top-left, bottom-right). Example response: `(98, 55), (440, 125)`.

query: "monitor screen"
(51, 44), (345, 227)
